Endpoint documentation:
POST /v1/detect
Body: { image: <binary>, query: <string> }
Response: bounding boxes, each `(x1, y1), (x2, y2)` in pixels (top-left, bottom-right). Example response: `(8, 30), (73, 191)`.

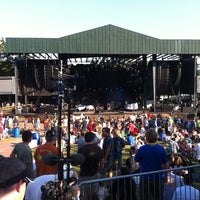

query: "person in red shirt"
(43, 118), (50, 131)
(128, 120), (135, 134)
(34, 130), (59, 177)
(87, 118), (94, 132)
(0, 113), (4, 139)
(147, 112), (152, 119)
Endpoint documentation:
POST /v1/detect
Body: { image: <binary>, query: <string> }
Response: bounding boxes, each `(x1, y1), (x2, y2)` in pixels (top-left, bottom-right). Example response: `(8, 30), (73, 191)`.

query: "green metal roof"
(5, 24), (200, 55)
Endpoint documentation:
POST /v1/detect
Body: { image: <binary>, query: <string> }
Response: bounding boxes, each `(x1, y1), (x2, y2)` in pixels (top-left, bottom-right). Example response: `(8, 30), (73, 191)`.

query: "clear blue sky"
(1, 0), (200, 39)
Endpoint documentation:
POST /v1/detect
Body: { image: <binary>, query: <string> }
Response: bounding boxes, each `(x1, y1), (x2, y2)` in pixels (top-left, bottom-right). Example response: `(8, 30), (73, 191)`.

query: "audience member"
(25, 169), (80, 200)
(168, 136), (180, 154)
(194, 138), (200, 163)
(112, 128), (125, 176)
(78, 131), (104, 200)
(163, 170), (185, 200)
(172, 155), (193, 185)
(158, 127), (167, 142)
(0, 155), (27, 200)
(0, 113), (5, 140)
(10, 130), (34, 179)
(173, 156), (187, 175)
(101, 127), (114, 177)
(126, 146), (140, 174)
(172, 185), (200, 200)
(135, 135), (145, 150)
(34, 130), (59, 177)
(127, 132), (135, 146)
(111, 167), (137, 200)
(77, 129), (87, 150)
(135, 128), (169, 200)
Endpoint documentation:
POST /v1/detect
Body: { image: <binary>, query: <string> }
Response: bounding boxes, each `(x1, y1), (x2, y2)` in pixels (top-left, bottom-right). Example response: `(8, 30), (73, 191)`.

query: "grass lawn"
(61, 144), (132, 173)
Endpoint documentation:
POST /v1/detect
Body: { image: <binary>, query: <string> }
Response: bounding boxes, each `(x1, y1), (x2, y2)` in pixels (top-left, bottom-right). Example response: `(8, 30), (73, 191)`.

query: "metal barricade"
(78, 165), (200, 200)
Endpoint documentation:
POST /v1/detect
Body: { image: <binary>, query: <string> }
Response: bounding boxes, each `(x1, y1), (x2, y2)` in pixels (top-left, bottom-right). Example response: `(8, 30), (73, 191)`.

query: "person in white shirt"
(163, 171), (184, 200)
(194, 138), (200, 162)
(25, 169), (80, 200)
(62, 115), (68, 132)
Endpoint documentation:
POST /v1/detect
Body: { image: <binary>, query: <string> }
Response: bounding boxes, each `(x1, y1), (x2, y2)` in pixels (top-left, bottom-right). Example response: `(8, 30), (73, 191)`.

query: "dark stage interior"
(15, 55), (195, 110)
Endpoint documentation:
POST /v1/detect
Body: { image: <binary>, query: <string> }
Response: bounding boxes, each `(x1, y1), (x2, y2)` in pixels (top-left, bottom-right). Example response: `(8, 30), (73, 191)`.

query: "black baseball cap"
(45, 130), (56, 138)
(0, 155), (27, 188)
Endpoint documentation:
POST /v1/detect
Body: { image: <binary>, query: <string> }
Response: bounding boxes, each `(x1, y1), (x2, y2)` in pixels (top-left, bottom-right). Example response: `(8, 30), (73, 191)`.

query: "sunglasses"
(22, 177), (34, 184)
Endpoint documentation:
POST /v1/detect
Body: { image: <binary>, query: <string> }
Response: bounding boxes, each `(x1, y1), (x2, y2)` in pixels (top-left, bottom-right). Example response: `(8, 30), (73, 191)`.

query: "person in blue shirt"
(135, 128), (169, 200)
(158, 127), (167, 142)
(101, 127), (114, 177)
(112, 129), (125, 176)
(127, 132), (135, 147)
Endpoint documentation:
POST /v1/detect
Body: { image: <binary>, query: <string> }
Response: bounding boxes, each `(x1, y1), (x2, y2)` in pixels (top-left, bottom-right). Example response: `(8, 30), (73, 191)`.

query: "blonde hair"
(113, 128), (121, 137)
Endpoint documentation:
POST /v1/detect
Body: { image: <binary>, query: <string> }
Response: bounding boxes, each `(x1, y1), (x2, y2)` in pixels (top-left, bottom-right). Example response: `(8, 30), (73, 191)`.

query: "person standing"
(13, 116), (19, 128)
(10, 130), (34, 179)
(87, 118), (94, 132)
(127, 132), (135, 147)
(126, 146), (140, 174)
(77, 129), (87, 150)
(0, 155), (28, 200)
(25, 170), (80, 200)
(34, 130), (59, 177)
(43, 117), (50, 131)
(194, 138), (200, 163)
(101, 127), (114, 177)
(35, 117), (41, 131)
(78, 131), (104, 200)
(62, 114), (68, 133)
(168, 136), (180, 154)
(0, 113), (5, 140)
(112, 128), (125, 176)
(135, 128), (169, 200)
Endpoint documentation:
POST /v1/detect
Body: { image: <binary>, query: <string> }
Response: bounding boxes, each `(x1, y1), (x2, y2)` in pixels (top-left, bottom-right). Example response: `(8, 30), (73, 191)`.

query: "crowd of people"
(63, 111), (200, 165)
(1, 110), (200, 199)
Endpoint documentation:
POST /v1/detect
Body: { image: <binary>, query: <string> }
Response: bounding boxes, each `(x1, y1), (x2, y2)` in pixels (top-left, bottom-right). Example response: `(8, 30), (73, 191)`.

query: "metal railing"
(78, 165), (200, 200)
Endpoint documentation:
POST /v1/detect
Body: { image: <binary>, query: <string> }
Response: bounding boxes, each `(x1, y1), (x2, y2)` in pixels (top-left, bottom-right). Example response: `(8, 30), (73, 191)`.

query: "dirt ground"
(0, 121), (45, 157)
(0, 137), (22, 157)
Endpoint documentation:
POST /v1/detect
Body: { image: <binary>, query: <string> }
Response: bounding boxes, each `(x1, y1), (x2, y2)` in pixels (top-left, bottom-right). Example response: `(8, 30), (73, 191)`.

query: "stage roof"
(6, 24), (200, 56)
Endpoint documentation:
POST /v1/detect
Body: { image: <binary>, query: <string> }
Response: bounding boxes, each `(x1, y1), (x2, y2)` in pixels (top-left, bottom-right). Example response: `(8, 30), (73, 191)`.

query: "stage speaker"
(34, 65), (41, 89)
(44, 65), (55, 92)
(180, 57), (194, 94)
(156, 62), (170, 95)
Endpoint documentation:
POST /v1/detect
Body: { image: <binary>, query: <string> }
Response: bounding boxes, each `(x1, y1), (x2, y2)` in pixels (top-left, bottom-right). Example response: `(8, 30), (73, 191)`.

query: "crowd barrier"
(78, 164), (200, 200)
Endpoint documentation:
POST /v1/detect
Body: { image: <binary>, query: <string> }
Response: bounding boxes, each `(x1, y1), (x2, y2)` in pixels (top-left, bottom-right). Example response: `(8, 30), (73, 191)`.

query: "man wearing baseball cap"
(78, 131), (104, 200)
(34, 130), (59, 176)
(0, 155), (27, 200)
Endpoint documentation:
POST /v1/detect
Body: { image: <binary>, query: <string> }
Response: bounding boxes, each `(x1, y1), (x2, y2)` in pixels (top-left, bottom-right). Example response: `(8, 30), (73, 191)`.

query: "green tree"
(0, 38), (14, 76)
(0, 38), (6, 53)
